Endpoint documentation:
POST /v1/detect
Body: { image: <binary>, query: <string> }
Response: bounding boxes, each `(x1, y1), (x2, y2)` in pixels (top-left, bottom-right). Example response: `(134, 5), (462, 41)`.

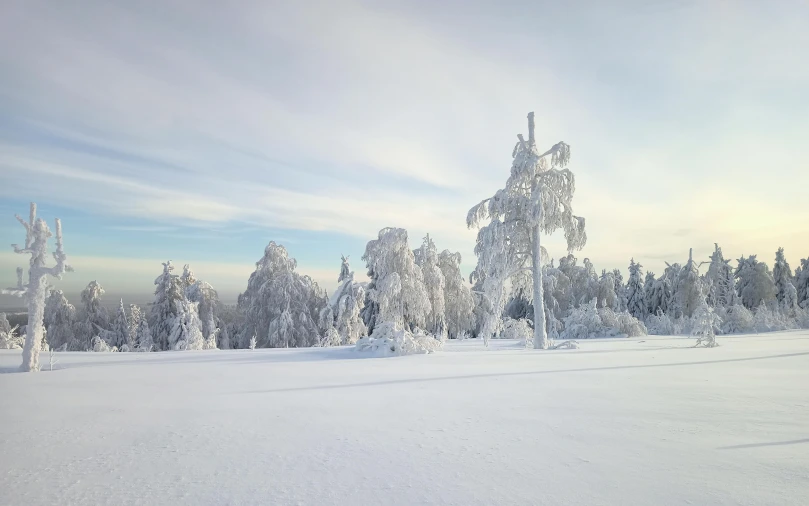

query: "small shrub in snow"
(561, 300), (647, 339)
(0, 325), (22, 349)
(355, 321), (442, 357)
(719, 304), (754, 334)
(319, 327), (342, 347)
(501, 317), (533, 346)
(692, 301), (721, 348)
(646, 310), (675, 335)
(248, 335), (257, 350)
(91, 336), (117, 352)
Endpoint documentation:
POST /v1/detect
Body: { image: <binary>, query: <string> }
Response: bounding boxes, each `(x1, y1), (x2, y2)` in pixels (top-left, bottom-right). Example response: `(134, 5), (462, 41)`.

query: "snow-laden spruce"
(438, 250), (475, 340)
(414, 234), (447, 339)
(319, 255), (367, 346)
(467, 112), (586, 349)
(626, 259), (646, 319)
(238, 242), (325, 348)
(2, 203), (72, 371)
(150, 261), (183, 351)
(44, 289), (76, 351)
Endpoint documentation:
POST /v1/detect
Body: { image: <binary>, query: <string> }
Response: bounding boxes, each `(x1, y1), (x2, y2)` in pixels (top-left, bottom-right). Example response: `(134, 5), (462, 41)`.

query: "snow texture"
(1, 332), (808, 505)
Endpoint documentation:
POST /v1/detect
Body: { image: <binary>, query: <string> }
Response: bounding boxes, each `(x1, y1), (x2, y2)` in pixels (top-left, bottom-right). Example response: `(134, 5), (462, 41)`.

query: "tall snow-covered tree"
(676, 249), (703, 318)
(773, 248), (793, 307)
(110, 299), (129, 350)
(128, 304), (143, 348)
(43, 289), (76, 351)
(597, 270), (618, 309)
(2, 203), (72, 371)
(237, 242), (325, 348)
(437, 250), (475, 339)
(414, 234), (446, 337)
(150, 261), (183, 351)
(186, 279), (220, 342)
(136, 317), (152, 352)
(320, 255), (367, 345)
(612, 268), (627, 312)
(704, 244), (735, 308)
(467, 112), (586, 349)
(362, 228), (430, 332)
(626, 259), (646, 319)
(643, 272), (656, 315)
(77, 280), (110, 343)
(796, 257), (809, 308)
(735, 255), (776, 309)
(169, 298), (205, 351)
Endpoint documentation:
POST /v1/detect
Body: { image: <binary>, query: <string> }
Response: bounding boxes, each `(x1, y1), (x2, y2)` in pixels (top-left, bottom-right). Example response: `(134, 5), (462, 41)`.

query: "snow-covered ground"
(1, 332), (808, 506)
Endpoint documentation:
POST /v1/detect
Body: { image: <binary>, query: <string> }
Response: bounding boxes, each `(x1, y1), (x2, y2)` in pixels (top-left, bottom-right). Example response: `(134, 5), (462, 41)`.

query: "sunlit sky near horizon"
(1, 0), (808, 307)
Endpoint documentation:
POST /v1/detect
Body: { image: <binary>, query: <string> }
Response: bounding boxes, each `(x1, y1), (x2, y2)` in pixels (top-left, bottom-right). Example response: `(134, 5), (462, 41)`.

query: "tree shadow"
(717, 439), (809, 450)
(240, 351), (809, 394)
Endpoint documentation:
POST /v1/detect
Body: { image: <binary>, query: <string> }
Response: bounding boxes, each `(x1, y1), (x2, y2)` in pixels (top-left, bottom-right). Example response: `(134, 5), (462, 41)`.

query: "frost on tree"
(362, 228), (430, 332)
(704, 244), (735, 308)
(467, 112), (586, 349)
(237, 242), (325, 348)
(625, 259), (646, 320)
(414, 234), (446, 338)
(169, 298), (205, 351)
(676, 249), (702, 318)
(438, 250), (475, 339)
(320, 255), (367, 345)
(150, 261), (184, 351)
(75, 280), (110, 348)
(692, 296), (721, 348)
(796, 257), (809, 308)
(186, 276), (221, 344)
(735, 255), (776, 310)
(643, 272), (656, 315)
(2, 203), (72, 371)
(772, 247), (793, 307)
(110, 299), (129, 350)
(136, 315), (153, 352)
(44, 289), (76, 351)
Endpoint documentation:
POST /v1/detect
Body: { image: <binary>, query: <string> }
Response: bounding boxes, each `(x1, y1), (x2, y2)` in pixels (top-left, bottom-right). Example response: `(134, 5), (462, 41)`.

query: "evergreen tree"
(796, 257), (809, 308)
(169, 297), (204, 350)
(773, 247), (793, 307)
(677, 249), (702, 318)
(136, 316), (152, 351)
(110, 298), (129, 350)
(612, 268), (627, 312)
(735, 255), (776, 309)
(150, 261), (183, 351)
(643, 271), (656, 315)
(626, 259), (646, 319)
(414, 234), (446, 337)
(43, 289), (76, 351)
(705, 243), (734, 308)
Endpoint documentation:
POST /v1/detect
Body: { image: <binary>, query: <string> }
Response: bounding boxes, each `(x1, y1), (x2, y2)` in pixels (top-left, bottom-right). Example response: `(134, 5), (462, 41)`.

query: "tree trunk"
(532, 224), (548, 349)
(21, 274), (47, 372)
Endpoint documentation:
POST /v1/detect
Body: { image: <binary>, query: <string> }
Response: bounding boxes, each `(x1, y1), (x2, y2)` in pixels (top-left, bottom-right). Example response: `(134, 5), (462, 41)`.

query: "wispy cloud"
(1, 0), (807, 286)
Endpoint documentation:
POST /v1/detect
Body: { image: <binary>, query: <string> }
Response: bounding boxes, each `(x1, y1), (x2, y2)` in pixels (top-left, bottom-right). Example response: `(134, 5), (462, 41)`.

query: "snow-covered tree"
(186, 279), (220, 343)
(704, 244), (734, 308)
(110, 299), (129, 350)
(643, 272), (656, 315)
(773, 248), (793, 307)
(2, 203), (72, 371)
(692, 298), (721, 348)
(128, 304), (143, 349)
(735, 255), (776, 310)
(438, 250), (475, 340)
(150, 261), (183, 351)
(676, 249), (702, 318)
(44, 289), (76, 351)
(362, 228), (430, 332)
(180, 264), (197, 291)
(612, 268), (627, 312)
(414, 234), (446, 338)
(321, 256), (367, 345)
(218, 323), (231, 350)
(135, 316), (152, 352)
(626, 259), (646, 319)
(597, 270), (617, 309)
(169, 298), (205, 351)
(467, 112), (586, 349)
(75, 280), (109, 347)
(796, 257), (809, 308)
(237, 242), (325, 348)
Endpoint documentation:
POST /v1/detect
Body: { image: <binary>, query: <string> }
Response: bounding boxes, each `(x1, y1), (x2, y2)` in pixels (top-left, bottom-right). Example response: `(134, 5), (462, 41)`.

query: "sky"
(1, 0), (808, 308)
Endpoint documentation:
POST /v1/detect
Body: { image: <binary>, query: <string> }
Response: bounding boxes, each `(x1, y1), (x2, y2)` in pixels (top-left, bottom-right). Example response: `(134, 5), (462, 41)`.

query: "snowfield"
(2, 333), (808, 506)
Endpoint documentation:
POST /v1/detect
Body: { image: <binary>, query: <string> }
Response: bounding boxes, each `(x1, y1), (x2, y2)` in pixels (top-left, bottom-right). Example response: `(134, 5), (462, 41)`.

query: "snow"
(1, 332), (808, 505)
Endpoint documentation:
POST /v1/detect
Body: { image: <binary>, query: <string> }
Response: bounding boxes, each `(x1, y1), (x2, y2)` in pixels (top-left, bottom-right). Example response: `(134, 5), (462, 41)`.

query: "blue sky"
(1, 0), (808, 305)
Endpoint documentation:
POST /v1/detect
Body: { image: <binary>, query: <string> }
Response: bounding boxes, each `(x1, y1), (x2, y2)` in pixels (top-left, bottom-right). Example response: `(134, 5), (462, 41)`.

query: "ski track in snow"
(1, 332), (808, 505)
